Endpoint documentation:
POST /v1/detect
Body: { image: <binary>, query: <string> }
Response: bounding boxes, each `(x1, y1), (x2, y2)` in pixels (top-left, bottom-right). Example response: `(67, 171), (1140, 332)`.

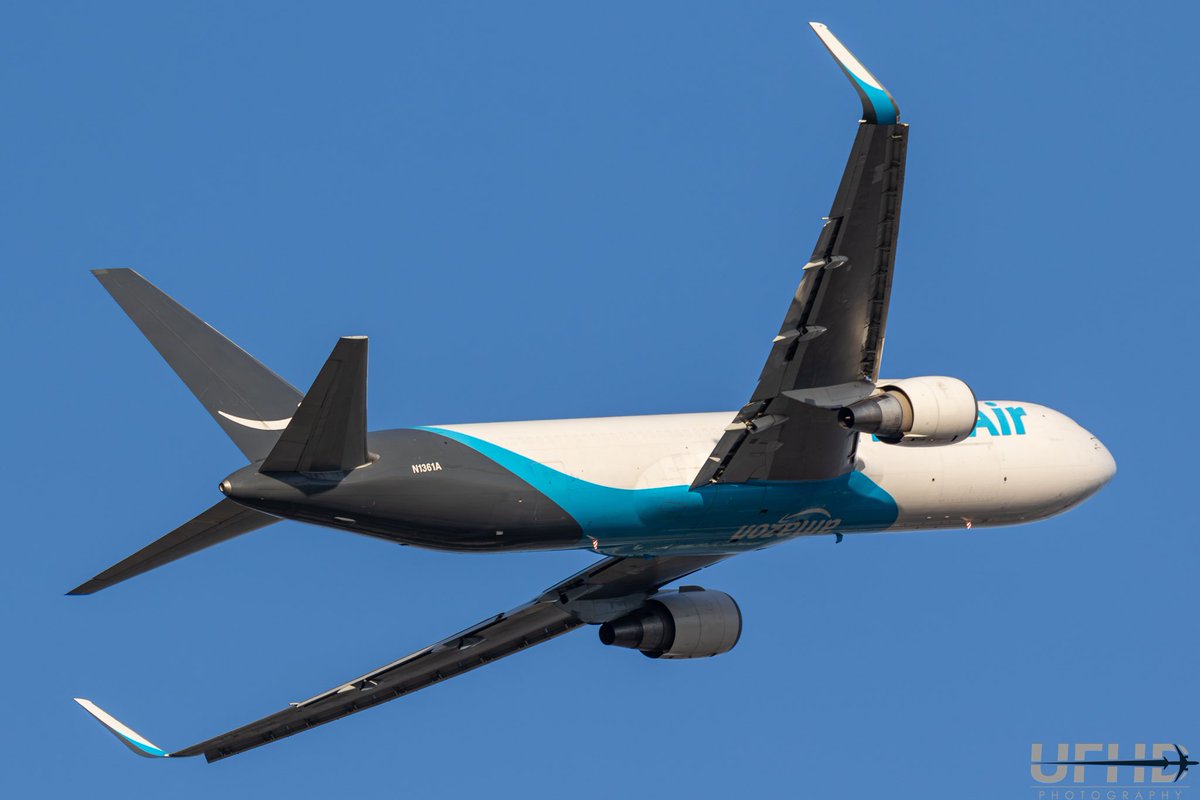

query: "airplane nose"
(1080, 433), (1116, 494)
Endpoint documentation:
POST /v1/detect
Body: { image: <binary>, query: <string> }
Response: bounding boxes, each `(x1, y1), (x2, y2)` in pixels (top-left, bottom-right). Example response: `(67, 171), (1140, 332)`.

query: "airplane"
(71, 22), (1116, 763)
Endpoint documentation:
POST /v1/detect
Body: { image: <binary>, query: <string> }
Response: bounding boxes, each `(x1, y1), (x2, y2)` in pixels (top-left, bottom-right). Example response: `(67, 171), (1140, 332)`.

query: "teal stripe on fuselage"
(419, 427), (899, 556)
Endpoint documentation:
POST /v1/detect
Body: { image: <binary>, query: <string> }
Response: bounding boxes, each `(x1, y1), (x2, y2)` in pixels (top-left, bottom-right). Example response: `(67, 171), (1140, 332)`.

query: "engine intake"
(838, 376), (977, 446)
(598, 588), (741, 659)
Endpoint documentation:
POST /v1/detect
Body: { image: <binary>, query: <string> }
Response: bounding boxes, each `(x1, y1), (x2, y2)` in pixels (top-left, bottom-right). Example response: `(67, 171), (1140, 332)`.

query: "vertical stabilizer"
(93, 269), (302, 462)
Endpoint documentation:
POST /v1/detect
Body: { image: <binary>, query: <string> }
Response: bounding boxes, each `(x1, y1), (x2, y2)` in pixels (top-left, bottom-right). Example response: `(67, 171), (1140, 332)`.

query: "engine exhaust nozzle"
(838, 393), (907, 438)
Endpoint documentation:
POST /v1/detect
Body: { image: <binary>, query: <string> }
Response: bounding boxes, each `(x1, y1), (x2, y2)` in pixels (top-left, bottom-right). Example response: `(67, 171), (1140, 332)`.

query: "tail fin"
(260, 337), (370, 473)
(92, 269), (302, 462)
(67, 499), (279, 595)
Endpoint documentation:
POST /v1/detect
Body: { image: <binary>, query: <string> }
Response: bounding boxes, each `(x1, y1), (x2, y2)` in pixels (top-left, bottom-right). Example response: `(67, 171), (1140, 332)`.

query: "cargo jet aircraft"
(71, 23), (1116, 762)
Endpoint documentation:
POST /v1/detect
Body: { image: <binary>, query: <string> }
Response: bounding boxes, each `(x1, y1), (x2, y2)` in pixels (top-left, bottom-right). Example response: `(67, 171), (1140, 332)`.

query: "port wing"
(74, 554), (728, 762)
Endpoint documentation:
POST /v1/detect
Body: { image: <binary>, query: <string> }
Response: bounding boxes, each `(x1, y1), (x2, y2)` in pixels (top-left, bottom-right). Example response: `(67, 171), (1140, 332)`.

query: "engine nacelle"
(598, 587), (741, 659)
(837, 376), (977, 446)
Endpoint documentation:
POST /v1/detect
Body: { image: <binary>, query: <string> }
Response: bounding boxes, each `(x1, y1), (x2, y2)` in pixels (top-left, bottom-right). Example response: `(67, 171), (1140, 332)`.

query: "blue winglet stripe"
(854, 79), (898, 125)
(121, 736), (170, 758)
(809, 22), (899, 125)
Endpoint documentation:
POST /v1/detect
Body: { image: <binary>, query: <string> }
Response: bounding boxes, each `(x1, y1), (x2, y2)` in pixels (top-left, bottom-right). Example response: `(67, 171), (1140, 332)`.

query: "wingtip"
(808, 22), (899, 125)
(91, 267), (140, 280)
(74, 697), (172, 758)
(67, 572), (110, 595)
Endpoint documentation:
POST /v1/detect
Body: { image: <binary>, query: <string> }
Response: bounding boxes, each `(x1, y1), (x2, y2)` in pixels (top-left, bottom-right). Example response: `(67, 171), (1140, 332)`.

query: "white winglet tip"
(74, 698), (171, 758)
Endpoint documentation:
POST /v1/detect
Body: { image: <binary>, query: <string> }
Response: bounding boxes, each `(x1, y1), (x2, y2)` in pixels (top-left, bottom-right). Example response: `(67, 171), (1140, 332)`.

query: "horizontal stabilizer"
(92, 269), (302, 462)
(67, 499), (278, 595)
(260, 337), (370, 474)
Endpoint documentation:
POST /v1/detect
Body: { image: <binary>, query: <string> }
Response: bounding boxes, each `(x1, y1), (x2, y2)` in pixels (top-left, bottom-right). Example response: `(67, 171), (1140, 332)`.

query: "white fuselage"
(434, 400), (1115, 540)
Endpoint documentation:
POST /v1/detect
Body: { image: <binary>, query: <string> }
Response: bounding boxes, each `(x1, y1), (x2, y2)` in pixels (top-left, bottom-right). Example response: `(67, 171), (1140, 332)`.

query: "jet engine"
(598, 587), (741, 659)
(837, 376), (977, 446)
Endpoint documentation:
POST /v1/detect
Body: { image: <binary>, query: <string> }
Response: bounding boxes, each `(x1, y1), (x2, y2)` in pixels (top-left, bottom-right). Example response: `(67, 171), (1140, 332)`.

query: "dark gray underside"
(223, 428), (584, 552)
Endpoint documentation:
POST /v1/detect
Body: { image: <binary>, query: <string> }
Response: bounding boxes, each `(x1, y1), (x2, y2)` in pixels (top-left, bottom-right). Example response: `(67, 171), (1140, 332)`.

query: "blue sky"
(2, 2), (1194, 797)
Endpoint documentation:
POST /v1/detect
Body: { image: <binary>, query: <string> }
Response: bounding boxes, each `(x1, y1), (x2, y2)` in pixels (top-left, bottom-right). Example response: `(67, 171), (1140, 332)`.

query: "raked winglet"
(74, 699), (177, 759)
(809, 22), (899, 125)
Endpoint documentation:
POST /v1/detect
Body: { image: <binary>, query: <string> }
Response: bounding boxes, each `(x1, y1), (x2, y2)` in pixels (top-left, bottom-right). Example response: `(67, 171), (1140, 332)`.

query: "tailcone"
(218, 465), (317, 508)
